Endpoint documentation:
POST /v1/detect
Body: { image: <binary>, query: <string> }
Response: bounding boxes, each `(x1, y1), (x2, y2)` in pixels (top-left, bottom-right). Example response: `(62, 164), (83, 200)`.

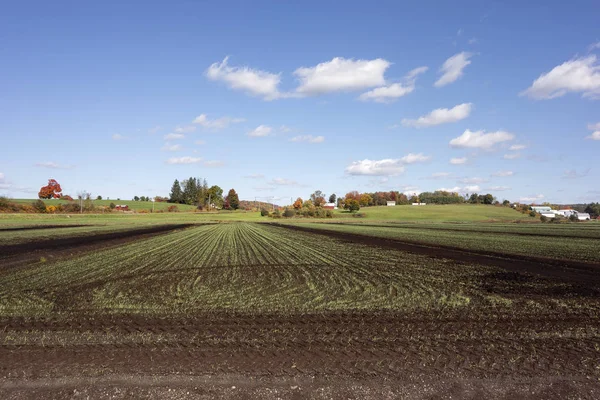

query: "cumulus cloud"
(520, 194), (544, 203)
(247, 125), (273, 137)
(35, 162), (73, 169)
(520, 55), (600, 100)
(588, 122), (600, 130)
(193, 114), (245, 130)
(290, 135), (325, 143)
(399, 153), (431, 164)
(458, 177), (488, 184)
(463, 185), (481, 193)
(435, 52), (473, 87)
(402, 103), (472, 128)
(450, 157), (467, 165)
(586, 122), (600, 140)
(345, 159), (405, 176)
(449, 129), (515, 150)
(437, 186), (462, 193)
(206, 57), (284, 100)
(161, 143), (182, 152)
(486, 186), (511, 191)
(164, 133), (185, 140)
(112, 134), (125, 140)
(359, 66), (428, 103)
(166, 156), (202, 165)
(503, 153), (521, 159)
(590, 41), (600, 51)
(492, 170), (514, 177)
(295, 57), (390, 95)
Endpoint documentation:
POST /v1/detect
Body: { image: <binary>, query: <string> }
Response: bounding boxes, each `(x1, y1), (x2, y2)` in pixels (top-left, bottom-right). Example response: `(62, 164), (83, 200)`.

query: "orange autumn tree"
(38, 179), (63, 199)
(293, 197), (303, 210)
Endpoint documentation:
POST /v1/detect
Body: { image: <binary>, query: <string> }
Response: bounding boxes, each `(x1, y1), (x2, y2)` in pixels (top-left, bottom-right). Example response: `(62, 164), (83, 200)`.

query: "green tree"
(328, 193), (336, 204)
(482, 194), (494, 205)
(182, 178), (199, 205)
(207, 185), (224, 209)
(133, 196), (140, 201)
(96, 195), (102, 200)
(344, 199), (360, 212)
(169, 179), (183, 204)
(226, 188), (240, 210)
(584, 202), (600, 218)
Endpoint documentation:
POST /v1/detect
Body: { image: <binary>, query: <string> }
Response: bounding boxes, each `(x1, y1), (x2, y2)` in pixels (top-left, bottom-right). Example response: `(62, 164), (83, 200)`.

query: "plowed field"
(1, 222), (599, 399)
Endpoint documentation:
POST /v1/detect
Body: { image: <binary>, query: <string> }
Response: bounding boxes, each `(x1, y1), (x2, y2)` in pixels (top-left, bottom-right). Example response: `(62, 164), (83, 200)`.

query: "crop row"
(288, 222), (600, 262)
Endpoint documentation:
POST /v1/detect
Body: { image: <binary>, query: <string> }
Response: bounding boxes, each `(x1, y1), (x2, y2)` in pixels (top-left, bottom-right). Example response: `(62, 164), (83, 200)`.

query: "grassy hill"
(331, 204), (531, 222)
(10, 198), (198, 212)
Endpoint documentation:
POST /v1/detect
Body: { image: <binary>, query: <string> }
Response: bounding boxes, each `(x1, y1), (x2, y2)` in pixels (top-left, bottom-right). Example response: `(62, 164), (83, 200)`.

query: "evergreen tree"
(182, 177), (199, 205)
(169, 179), (183, 204)
(226, 188), (240, 210)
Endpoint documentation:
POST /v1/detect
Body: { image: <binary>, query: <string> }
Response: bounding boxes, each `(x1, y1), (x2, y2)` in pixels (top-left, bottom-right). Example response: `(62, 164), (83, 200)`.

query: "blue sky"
(1, 1), (599, 204)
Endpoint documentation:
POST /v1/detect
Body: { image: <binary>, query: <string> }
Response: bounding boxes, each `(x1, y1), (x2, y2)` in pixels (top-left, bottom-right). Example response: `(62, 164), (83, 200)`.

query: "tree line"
(168, 177), (239, 210)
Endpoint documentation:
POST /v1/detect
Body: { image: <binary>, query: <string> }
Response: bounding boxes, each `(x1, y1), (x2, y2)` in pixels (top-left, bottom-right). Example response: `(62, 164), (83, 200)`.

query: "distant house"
(412, 203), (426, 206)
(540, 212), (556, 218)
(555, 209), (575, 217)
(577, 212), (591, 221)
(115, 205), (129, 211)
(531, 206), (552, 213)
(323, 203), (337, 210)
(387, 201), (396, 206)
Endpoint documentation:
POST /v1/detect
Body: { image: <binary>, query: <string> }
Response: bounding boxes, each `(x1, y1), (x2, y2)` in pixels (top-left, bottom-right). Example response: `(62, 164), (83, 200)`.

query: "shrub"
(260, 208), (269, 217)
(32, 200), (47, 213)
(540, 215), (548, 223)
(0, 196), (9, 209)
(325, 210), (333, 218)
(569, 214), (578, 222)
(138, 209), (149, 214)
(529, 211), (537, 217)
(109, 202), (116, 209)
(283, 208), (296, 218)
(61, 203), (81, 213)
(45, 205), (57, 213)
(167, 205), (179, 212)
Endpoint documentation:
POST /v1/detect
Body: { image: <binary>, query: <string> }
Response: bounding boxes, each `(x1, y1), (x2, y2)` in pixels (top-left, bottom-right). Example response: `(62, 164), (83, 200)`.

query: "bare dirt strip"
(0, 224), (91, 232)
(273, 223), (600, 286)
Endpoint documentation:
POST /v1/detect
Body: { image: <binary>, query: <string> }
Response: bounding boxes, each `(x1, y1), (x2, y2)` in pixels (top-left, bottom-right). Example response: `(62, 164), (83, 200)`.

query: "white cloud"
(164, 133), (185, 140)
(590, 41), (600, 51)
(195, 140), (206, 145)
(244, 174), (264, 179)
(206, 57), (284, 100)
(492, 170), (514, 177)
(193, 114), (245, 130)
(399, 153), (431, 164)
(279, 125), (292, 133)
(486, 186), (511, 191)
(450, 157), (467, 165)
(166, 156), (202, 165)
(435, 52), (473, 87)
(509, 144), (527, 151)
(588, 122), (600, 130)
(503, 153), (521, 159)
(0, 172), (4, 181)
(295, 57), (390, 95)
(562, 168), (591, 179)
(247, 125), (273, 137)
(458, 177), (488, 184)
(437, 186), (462, 193)
(345, 159), (405, 176)
(112, 134), (125, 140)
(35, 162), (73, 169)
(270, 178), (299, 186)
(290, 135), (325, 143)
(463, 185), (481, 193)
(359, 66), (427, 103)
(161, 143), (182, 152)
(468, 38), (478, 45)
(520, 194), (544, 203)
(174, 125), (196, 133)
(402, 103), (472, 128)
(520, 55), (600, 100)
(586, 131), (600, 140)
(449, 129), (515, 150)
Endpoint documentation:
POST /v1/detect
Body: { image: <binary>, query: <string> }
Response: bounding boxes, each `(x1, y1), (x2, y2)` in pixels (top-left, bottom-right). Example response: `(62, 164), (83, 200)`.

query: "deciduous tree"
(38, 179), (62, 199)
(226, 188), (240, 210)
(293, 197), (303, 210)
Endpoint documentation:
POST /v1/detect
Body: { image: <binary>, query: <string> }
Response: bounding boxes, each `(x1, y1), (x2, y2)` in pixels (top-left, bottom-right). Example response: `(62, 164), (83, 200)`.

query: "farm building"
(531, 206), (552, 213)
(412, 202), (426, 206)
(387, 201), (396, 206)
(322, 203), (338, 210)
(114, 205), (129, 211)
(577, 212), (591, 221)
(555, 209), (576, 217)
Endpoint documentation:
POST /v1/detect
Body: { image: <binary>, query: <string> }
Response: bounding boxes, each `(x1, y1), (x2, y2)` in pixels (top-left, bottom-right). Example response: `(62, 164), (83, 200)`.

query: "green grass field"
(10, 198), (199, 212)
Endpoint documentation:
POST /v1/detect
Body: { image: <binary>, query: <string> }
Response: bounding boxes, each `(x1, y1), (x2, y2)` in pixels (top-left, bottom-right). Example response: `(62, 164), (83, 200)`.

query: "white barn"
(386, 201), (396, 206)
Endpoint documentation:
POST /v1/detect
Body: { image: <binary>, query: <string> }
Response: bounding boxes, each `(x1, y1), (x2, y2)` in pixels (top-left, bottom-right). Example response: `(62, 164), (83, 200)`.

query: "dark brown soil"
(273, 223), (600, 285)
(0, 224), (91, 232)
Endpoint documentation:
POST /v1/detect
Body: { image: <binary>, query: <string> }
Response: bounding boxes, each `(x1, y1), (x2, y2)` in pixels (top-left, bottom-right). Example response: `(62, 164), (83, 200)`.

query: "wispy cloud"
(164, 133), (185, 140)
(244, 174), (265, 179)
(148, 126), (162, 134)
(166, 156), (202, 165)
(450, 157), (467, 165)
(161, 143), (182, 152)
(35, 162), (74, 169)
(193, 114), (245, 130)
(503, 153), (521, 160)
(492, 170), (514, 177)
(402, 103), (472, 128)
(112, 134), (125, 140)
(562, 168), (591, 179)
(520, 194), (545, 203)
(174, 125), (196, 133)
(359, 66), (428, 103)
(248, 125), (273, 137)
(450, 129), (514, 150)
(435, 52), (473, 87)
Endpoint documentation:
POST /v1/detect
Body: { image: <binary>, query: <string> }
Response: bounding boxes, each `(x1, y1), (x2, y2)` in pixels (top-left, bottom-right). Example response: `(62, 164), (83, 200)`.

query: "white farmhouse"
(387, 201), (396, 206)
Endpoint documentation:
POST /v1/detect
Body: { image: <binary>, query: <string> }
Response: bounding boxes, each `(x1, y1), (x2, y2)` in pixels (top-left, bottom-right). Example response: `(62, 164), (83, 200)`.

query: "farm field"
(1, 218), (600, 398)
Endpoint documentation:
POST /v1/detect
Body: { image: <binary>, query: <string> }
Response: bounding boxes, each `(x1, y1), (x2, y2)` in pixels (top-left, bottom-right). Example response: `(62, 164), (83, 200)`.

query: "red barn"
(115, 205), (129, 211)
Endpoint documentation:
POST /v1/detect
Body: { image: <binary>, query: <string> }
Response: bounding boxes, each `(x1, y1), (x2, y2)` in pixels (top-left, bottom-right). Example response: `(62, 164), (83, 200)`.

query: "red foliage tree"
(38, 179), (62, 199)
